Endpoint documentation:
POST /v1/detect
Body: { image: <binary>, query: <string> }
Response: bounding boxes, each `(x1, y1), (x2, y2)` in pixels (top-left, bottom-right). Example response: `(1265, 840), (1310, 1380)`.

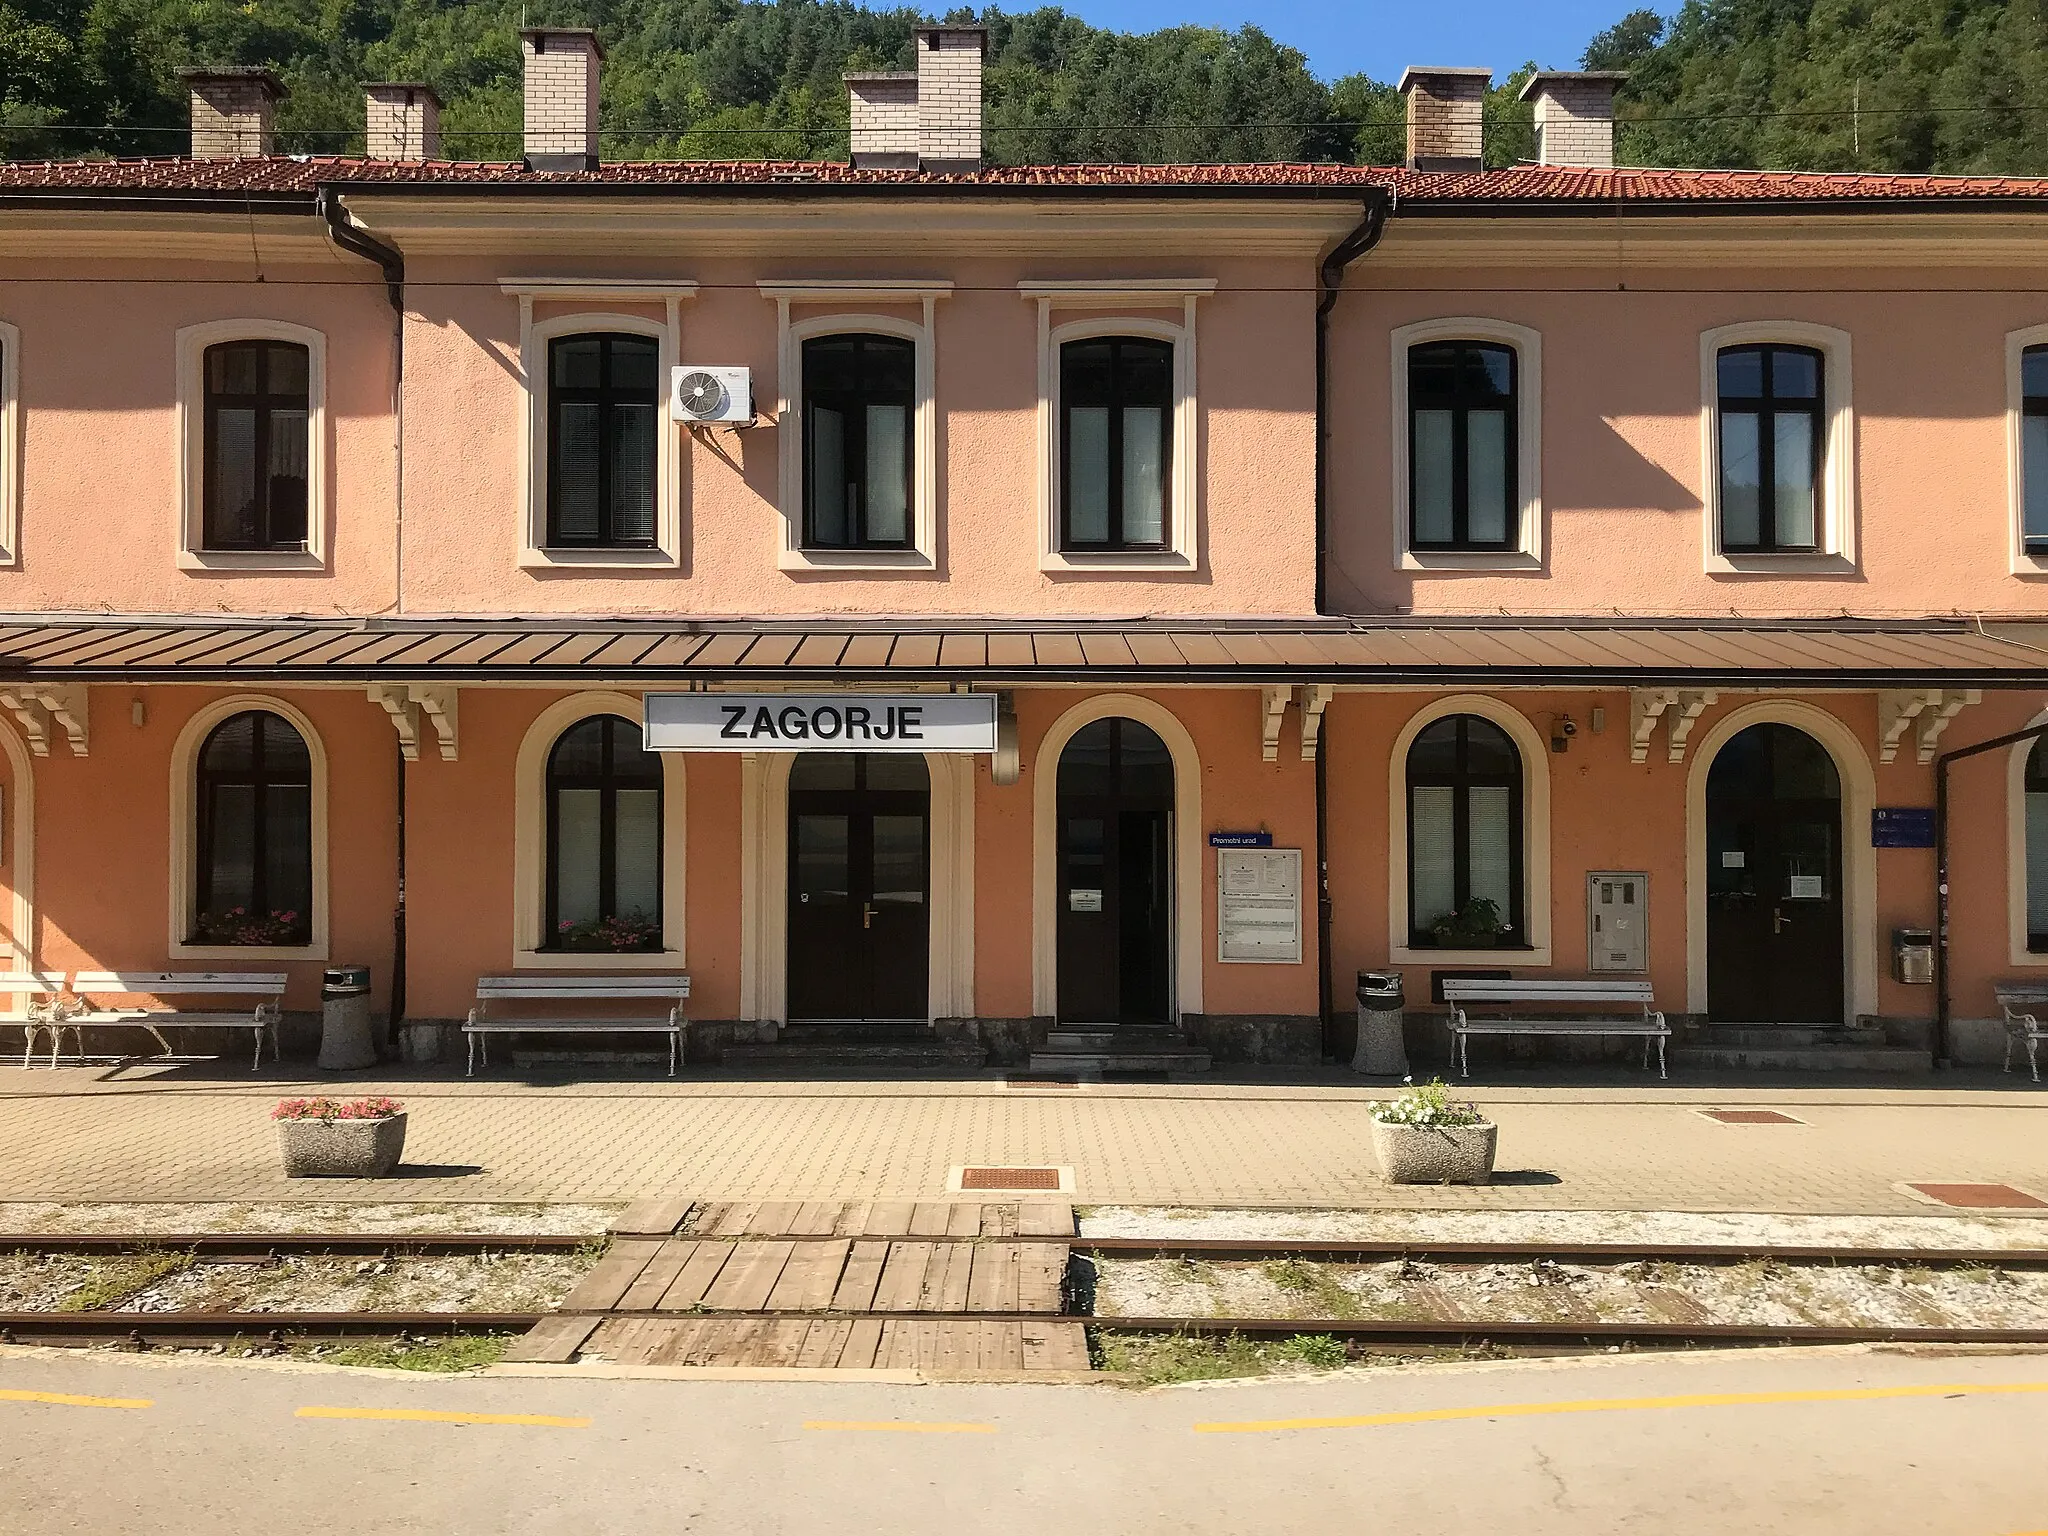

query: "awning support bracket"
(1879, 687), (1979, 765)
(0, 685), (86, 757)
(368, 684), (459, 763)
(1260, 686), (1290, 764)
(1297, 684), (1333, 762)
(1628, 688), (1716, 765)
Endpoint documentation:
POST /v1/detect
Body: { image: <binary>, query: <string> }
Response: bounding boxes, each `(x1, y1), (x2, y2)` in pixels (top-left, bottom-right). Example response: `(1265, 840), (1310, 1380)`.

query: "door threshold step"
(1028, 1050), (1211, 1073)
(1669, 1045), (1933, 1073)
(1691, 1026), (1885, 1048)
(721, 1042), (988, 1070)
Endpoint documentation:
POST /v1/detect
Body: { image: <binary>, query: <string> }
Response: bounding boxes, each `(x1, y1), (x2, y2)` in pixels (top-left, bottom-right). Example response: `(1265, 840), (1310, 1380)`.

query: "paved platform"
(0, 1064), (2042, 1214)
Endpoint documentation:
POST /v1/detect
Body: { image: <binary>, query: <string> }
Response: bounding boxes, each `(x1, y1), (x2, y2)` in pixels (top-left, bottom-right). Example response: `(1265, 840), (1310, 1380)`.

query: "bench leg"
(669, 1030), (680, 1077)
(466, 1032), (477, 1078)
(2032, 1036), (2041, 1086)
(1657, 1036), (1668, 1080)
(1457, 1030), (1470, 1080)
(2007, 1035), (2016, 1074)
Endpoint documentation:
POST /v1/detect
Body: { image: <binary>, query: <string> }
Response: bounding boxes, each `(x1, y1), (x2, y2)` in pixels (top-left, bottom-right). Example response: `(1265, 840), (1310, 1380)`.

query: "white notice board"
(1217, 847), (1303, 964)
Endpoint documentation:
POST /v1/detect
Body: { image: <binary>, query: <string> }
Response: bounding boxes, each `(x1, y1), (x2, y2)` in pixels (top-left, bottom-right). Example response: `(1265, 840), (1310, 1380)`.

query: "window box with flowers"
(273, 1096), (406, 1178)
(549, 912), (662, 954)
(1368, 1078), (1497, 1185)
(190, 908), (310, 948)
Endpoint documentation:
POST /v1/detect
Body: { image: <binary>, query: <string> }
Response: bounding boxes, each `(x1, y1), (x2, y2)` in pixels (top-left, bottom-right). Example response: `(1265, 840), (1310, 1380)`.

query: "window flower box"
(273, 1097), (406, 1178)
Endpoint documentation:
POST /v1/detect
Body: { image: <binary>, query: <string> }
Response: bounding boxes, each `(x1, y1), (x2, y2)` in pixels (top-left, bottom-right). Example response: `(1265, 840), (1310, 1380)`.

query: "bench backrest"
(0, 973), (62, 994)
(1442, 978), (1656, 1004)
(476, 975), (690, 1002)
(69, 971), (288, 998)
(1995, 984), (2048, 1005)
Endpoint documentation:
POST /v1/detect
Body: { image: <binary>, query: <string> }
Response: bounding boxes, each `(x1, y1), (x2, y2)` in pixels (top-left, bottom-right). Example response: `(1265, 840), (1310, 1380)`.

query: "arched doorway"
(786, 752), (930, 1023)
(1056, 717), (1174, 1024)
(1705, 722), (1845, 1023)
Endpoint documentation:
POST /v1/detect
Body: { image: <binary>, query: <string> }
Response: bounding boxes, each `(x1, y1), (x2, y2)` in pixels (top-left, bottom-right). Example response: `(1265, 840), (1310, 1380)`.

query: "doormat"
(1697, 1109), (1806, 1126)
(1899, 1182), (2048, 1211)
(949, 1165), (1074, 1193)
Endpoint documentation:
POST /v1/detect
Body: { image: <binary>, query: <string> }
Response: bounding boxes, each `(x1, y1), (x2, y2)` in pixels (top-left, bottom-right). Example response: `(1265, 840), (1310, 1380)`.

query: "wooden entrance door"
(1705, 723), (1845, 1024)
(1056, 717), (1174, 1025)
(787, 753), (930, 1022)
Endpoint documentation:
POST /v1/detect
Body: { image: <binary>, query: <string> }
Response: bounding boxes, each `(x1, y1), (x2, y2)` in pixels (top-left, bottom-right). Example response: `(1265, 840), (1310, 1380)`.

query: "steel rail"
(1087, 1316), (2048, 1349)
(1074, 1239), (2048, 1267)
(0, 1234), (592, 1258)
(0, 1312), (543, 1347)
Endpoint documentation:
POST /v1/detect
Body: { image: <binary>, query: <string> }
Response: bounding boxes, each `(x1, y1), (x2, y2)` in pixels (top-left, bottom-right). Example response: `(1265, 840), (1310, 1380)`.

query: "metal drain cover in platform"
(1902, 1181), (2048, 1210)
(1698, 1109), (1806, 1125)
(950, 1165), (1073, 1193)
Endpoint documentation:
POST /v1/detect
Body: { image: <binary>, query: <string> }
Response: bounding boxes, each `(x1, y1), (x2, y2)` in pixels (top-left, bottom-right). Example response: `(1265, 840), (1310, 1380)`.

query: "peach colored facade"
(1, 155), (2045, 1075)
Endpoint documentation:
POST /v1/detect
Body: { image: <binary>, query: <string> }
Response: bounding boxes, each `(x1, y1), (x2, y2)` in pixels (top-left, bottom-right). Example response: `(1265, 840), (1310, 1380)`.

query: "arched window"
(203, 339), (310, 551)
(803, 333), (915, 550)
(547, 332), (659, 549)
(1407, 714), (1524, 947)
(192, 710), (312, 946)
(1716, 343), (1823, 553)
(1408, 340), (1516, 551)
(2028, 737), (2048, 953)
(546, 715), (663, 951)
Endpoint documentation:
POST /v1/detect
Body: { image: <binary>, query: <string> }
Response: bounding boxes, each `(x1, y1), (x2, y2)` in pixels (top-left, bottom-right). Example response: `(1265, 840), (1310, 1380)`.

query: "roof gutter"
(315, 187), (404, 314)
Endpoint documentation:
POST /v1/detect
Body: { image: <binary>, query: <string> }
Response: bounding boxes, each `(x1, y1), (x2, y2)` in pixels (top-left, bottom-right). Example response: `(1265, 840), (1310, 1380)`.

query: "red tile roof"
(4, 155), (2048, 206)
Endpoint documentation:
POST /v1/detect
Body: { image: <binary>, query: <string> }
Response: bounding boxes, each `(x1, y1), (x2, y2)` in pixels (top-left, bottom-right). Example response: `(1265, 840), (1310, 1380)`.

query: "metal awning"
(0, 615), (2042, 688)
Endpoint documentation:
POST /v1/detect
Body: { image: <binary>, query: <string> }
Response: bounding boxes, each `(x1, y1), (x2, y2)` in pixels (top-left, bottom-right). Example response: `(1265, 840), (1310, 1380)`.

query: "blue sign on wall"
(1208, 830), (1274, 848)
(1872, 808), (1936, 849)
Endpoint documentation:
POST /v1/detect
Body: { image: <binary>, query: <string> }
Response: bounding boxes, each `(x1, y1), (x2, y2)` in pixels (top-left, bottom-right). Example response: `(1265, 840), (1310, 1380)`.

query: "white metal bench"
(1441, 978), (1670, 1080)
(464, 975), (690, 1076)
(1995, 984), (2048, 1083)
(0, 974), (65, 1066)
(56, 971), (288, 1069)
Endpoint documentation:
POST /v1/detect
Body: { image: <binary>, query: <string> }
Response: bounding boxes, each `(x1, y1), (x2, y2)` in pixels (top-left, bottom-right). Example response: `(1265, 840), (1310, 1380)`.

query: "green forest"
(3, 0), (2048, 172)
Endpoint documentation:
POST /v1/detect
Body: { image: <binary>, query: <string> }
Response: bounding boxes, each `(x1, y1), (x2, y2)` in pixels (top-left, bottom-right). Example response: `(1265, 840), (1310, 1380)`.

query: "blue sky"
(1041, 0), (1646, 83)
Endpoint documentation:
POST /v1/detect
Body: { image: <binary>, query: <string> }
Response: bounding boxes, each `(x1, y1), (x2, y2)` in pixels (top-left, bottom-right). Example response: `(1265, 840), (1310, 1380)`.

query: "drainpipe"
(1310, 189), (1389, 1054)
(1933, 722), (2048, 1067)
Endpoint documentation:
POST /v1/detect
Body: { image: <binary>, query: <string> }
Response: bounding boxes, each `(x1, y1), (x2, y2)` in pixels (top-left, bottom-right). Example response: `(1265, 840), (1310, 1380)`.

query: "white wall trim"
(1684, 700), (1877, 1019)
(516, 308), (682, 570)
(0, 715), (35, 971)
(2007, 704), (2048, 967)
(511, 692), (687, 971)
(0, 318), (20, 568)
(1034, 302), (1201, 573)
(736, 750), (974, 1024)
(174, 320), (329, 572)
(2004, 324), (2048, 577)
(1697, 320), (1857, 574)
(1388, 317), (1545, 572)
(1031, 694), (1204, 1019)
(168, 695), (330, 962)
(771, 303), (940, 572)
(1385, 693), (1554, 967)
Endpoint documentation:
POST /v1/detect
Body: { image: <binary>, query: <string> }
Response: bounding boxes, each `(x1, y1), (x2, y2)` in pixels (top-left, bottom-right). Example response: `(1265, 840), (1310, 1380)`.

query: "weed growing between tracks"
(49, 1250), (195, 1312)
(1094, 1329), (1353, 1386)
(293, 1335), (514, 1373)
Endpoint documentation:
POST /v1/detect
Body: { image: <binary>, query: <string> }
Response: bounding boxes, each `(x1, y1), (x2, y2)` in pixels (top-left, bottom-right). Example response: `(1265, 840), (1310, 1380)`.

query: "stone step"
(721, 1041), (988, 1070)
(1028, 1049), (1212, 1073)
(1669, 1044), (1932, 1073)
(1690, 1025), (1885, 1048)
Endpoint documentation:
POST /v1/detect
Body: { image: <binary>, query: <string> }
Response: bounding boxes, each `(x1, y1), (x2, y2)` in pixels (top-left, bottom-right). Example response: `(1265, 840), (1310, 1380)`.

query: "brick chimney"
(365, 83), (441, 161)
(845, 72), (919, 169)
(521, 27), (603, 172)
(1518, 71), (1627, 168)
(180, 67), (286, 160)
(915, 25), (986, 173)
(1397, 66), (1491, 172)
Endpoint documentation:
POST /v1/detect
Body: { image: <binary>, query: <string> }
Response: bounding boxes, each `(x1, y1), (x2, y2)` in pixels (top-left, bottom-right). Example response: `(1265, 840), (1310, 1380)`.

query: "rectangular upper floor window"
(547, 332), (659, 549)
(1060, 335), (1172, 552)
(2023, 345), (2048, 558)
(1408, 340), (1517, 552)
(802, 333), (915, 551)
(1716, 343), (1822, 554)
(203, 340), (310, 552)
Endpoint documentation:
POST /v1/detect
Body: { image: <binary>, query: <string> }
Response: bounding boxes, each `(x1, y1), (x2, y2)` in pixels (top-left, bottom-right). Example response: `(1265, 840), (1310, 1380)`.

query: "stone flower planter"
(1371, 1118), (1497, 1185)
(276, 1112), (407, 1178)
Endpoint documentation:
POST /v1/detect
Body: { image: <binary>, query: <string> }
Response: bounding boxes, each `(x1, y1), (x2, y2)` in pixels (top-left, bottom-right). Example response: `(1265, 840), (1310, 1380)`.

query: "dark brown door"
(1057, 718), (1173, 1024)
(1706, 723), (1845, 1024)
(787, 753), (929, 1022)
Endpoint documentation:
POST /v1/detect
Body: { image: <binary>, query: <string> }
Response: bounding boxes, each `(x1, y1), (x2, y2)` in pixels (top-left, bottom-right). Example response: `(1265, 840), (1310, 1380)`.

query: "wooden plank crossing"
(578, 1315), (1091, 1376)
(609, 1199), (1074, 1241)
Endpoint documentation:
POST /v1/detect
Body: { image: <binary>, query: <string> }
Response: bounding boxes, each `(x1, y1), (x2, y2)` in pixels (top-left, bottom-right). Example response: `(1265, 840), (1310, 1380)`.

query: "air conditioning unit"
(671, 366), (754, 425)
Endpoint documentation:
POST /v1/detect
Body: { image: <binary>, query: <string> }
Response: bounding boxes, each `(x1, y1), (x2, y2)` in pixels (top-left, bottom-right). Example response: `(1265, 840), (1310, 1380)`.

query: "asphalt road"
(2, 1344), (2045, 1533)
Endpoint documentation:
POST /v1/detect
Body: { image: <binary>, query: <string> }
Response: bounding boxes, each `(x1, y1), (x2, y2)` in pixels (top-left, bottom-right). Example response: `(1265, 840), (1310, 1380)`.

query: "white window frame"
(1386, 693), (1552, 967)
(2008, 706), (2048, 968)
(1699, 320), (1857, 573)
(763, 282), (949, 573)
(1389, 317), (1544, 571)
(175, 320), (328, 572)
(512, 691), (687, 971)
(516, 301), (683, 569)
(0, 318), (19, 567)
(1027, 282), (1209, 573)
(169, 694), (330, 962)
(2004, 324), (2048, 577)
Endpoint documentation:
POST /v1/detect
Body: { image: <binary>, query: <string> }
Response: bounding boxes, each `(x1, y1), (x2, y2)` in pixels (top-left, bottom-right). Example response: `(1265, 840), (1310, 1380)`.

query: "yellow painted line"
(0, 1388), (151, 1410)
(1194, 1380), (2048, 1435)
(803, 1420), (996, 1434)
(296, 1406), (589, 1429)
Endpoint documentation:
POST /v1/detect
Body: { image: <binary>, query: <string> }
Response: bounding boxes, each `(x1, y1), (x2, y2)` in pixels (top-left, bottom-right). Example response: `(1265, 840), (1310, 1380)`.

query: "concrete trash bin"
(1352, 970), (1408, 1076)
(318, 964), (377, 1071)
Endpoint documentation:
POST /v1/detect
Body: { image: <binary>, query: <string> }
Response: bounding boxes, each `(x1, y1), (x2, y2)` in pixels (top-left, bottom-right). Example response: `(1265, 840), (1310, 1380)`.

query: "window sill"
(514, 948), (687, 972)
(1706, 551), (1856, 576)
(1400, 549), (1543, 573)
(178, 549), (326, 573)
(170, 940), (328, 963)
(1039, 548), (1195, 574)
(2011, 551), (2048, 578)
(519, 546), (678, 570)
(1389, 943), (1551, 968)
(778, 546), (934, 573)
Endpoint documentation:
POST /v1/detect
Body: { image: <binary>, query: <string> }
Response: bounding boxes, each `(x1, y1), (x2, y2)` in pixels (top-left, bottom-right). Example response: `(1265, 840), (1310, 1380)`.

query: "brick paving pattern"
(0, 1066), (2043, 1214)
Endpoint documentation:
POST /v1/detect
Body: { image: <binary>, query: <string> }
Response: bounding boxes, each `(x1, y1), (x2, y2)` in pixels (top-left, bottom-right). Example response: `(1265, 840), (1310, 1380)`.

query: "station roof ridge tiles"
(9, 155), (2048, 208)
(0, 613), (2041, 688)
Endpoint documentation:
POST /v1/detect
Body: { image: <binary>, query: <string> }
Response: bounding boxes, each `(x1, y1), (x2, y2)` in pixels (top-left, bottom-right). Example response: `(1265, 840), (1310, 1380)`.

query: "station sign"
(1871, 807), (1936, 849)
(1208, 830), (1274, 848)
(643, 693), (998, 753)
